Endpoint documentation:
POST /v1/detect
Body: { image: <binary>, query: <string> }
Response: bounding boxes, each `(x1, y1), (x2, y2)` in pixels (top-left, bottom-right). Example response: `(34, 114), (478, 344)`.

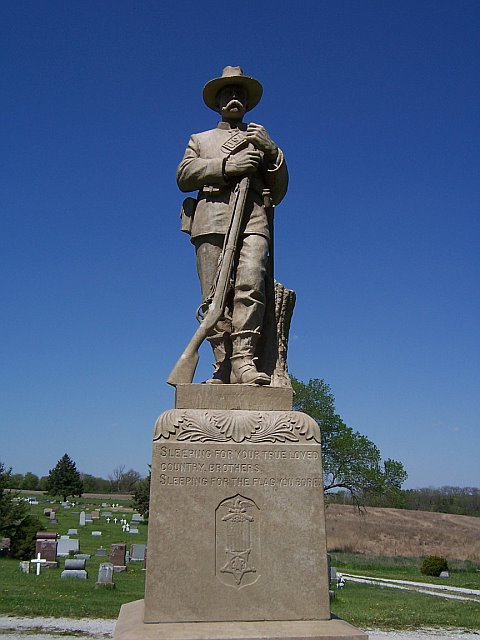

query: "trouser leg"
(230, 234), (270, 385)
(194, 234), (232, 383)
(231, 233), (269, 334)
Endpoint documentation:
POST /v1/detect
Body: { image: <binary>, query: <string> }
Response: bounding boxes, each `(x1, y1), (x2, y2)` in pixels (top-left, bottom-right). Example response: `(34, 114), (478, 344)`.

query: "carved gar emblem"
(216, 494), (260, 589)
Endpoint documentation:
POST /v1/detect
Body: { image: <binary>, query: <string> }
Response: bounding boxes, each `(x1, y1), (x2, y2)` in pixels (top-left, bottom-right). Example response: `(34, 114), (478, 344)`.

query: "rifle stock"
(167, 175), (250, 386)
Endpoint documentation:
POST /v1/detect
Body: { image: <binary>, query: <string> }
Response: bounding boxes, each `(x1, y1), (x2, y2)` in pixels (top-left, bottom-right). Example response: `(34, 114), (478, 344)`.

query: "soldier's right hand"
(225, 148), (262, 177)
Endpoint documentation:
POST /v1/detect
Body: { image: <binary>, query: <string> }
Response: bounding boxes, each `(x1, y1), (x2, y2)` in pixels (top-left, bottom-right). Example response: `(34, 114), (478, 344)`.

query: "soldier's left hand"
(246, 123), (278, 163)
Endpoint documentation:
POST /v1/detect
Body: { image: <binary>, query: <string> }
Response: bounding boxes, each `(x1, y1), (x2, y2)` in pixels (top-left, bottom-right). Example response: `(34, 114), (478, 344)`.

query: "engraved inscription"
(216, 495), (260, 589)
(153, 410), (321, 443)
(155, 443), (324, 490)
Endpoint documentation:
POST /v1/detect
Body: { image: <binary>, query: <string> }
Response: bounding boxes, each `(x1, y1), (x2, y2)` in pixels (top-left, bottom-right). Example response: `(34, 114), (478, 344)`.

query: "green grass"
(330, 552), (480, 630)
(0, 496), (147, 618)
(0, 557), (145, 618)
(330, 552), (480, 589)
(331, 582), (480, 630)
(2, 501), (479, 628)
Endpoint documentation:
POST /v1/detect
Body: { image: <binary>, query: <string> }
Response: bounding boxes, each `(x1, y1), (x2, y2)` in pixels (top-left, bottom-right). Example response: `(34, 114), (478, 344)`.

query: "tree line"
(328, 485), (480, 516)
(4, 378), (478, 520)
(7, 462), (147, 495)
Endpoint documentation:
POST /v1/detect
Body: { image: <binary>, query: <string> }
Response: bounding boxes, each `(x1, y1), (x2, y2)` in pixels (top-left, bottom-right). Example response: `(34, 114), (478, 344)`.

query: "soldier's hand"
(246, 123), (278, 163)
(225, 148), (262, 177)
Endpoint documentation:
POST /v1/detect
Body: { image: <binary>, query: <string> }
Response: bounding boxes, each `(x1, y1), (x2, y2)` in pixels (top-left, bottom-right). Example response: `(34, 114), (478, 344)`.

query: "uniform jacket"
(176, 121), (288, 241)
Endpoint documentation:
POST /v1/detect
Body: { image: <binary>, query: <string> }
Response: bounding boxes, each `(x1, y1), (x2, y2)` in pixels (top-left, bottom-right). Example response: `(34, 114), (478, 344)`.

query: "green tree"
(8, 473), (24, 489)
(291, 377), (407, 506)
(21, 472), (39, 490)
(108, 465), (143, 493)
(0, 462), (41, 559)
(45, 454), (83, 501)
(133, 468), (151, 518)
(80, 473), (111, 494)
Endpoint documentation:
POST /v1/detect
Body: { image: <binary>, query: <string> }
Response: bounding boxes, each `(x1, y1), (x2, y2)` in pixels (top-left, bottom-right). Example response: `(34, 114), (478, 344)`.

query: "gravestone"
(79, 511), (86, 526)
(129, 528), (139, 534)
(0, 537), (11, 557)
(75, 553), (91, 560)
(61, 569), (87, 579)
(91, 510), (100, 520)
(19, 560), (30, 573)
(31, 552), (46, 575)
(130, 544), (146, 562)
(61, 557), (87, 579)
(67, 528), (78, 535)
(92, 531), (102, 536)
(36, 531), (57, 540)
(96, 562), (115, 589)
(131, 513), (144, 522)
(65, 558), (86, 570)
(110, 543), (127, 572)
(96, 547), (107, 557)
(57, 538), (79, 556)
(35, 540), (57, 565)
(35, 534), (58, 567)
(65, 558), (86, 569)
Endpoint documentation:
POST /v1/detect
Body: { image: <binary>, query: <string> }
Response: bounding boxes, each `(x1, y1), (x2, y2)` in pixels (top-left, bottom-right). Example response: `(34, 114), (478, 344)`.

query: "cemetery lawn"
(1, 499), (479, 629)
(0, 496), (146, 618)
(330, 553), (480, 630)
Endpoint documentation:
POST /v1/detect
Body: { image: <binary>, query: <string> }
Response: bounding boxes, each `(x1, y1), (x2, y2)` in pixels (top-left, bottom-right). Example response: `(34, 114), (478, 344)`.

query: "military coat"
(176, 121), (288, 242)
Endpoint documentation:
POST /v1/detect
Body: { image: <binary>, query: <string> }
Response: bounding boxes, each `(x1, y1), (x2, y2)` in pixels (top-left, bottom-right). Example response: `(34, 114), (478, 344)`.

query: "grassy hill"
(325, 504), (480, 560)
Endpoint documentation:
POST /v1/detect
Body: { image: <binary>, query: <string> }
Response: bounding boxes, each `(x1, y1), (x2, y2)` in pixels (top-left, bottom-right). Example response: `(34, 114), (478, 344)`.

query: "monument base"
(114, 600), (367, 640)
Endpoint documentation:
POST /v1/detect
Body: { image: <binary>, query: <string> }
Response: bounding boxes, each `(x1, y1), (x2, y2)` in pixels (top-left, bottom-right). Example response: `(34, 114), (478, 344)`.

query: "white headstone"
(31, 552), (47, 576)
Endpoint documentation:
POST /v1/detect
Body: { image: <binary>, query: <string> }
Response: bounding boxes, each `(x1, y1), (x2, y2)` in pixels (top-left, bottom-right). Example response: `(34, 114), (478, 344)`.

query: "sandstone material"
(168, 68), (292, 389)
(175, 384), (293, 411)
(116, 600), (367, 640)
(144, 409), (329, 623)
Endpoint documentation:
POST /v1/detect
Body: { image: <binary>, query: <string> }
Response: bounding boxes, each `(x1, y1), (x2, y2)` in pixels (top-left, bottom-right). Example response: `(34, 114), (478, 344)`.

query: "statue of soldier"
(176, 66), (288, 385)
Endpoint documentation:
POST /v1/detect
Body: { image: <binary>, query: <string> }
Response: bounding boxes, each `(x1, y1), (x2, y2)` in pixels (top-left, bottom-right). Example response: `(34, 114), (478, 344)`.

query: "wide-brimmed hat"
(203, 66), (263, 112)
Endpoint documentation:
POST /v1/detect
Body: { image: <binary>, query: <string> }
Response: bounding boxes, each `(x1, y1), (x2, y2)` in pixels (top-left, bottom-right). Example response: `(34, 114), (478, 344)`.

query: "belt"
(201, 179), (266, 198)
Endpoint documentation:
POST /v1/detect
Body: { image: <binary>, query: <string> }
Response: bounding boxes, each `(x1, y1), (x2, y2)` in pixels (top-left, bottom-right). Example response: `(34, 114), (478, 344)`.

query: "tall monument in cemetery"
(115, 67), (366, 640)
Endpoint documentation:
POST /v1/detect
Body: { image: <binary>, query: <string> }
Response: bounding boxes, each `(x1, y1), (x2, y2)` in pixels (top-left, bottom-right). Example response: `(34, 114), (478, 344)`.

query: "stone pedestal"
(114, 386), (367, 640)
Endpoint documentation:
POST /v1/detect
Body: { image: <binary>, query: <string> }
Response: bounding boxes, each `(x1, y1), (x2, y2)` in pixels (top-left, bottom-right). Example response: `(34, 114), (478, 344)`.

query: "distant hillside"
(325, 504), (480, 561)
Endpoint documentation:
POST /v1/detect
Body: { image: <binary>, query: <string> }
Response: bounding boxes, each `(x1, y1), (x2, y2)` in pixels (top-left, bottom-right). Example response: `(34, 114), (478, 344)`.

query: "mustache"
(221, 99), (245, 112)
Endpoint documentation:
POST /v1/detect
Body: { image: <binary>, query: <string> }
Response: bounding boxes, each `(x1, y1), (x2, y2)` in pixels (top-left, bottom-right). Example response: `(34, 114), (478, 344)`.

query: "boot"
(205, 335), (232, 384)
(230, 331), (271, 385)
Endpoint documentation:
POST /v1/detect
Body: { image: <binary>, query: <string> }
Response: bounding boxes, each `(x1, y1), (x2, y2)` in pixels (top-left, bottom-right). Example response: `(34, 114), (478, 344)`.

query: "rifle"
(167, 174), (251, 386)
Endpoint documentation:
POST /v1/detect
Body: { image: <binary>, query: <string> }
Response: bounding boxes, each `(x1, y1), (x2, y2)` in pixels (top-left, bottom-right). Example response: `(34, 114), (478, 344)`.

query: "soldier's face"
(216, 85), (248, 120)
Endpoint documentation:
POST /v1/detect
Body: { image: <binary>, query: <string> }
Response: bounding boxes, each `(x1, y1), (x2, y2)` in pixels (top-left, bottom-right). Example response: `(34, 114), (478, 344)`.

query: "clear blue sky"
(1, 0), (479, 489)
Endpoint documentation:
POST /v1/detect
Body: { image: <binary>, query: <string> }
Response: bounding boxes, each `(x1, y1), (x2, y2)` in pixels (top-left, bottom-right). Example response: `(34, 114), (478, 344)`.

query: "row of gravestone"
(56, 556), (114, 588)
(78, 510), (143, 529)
(34, 533), (146, 568)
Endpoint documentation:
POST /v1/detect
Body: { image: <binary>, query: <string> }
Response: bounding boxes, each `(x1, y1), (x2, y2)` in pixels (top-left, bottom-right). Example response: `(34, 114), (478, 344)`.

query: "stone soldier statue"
(176, 66), (288, 385)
